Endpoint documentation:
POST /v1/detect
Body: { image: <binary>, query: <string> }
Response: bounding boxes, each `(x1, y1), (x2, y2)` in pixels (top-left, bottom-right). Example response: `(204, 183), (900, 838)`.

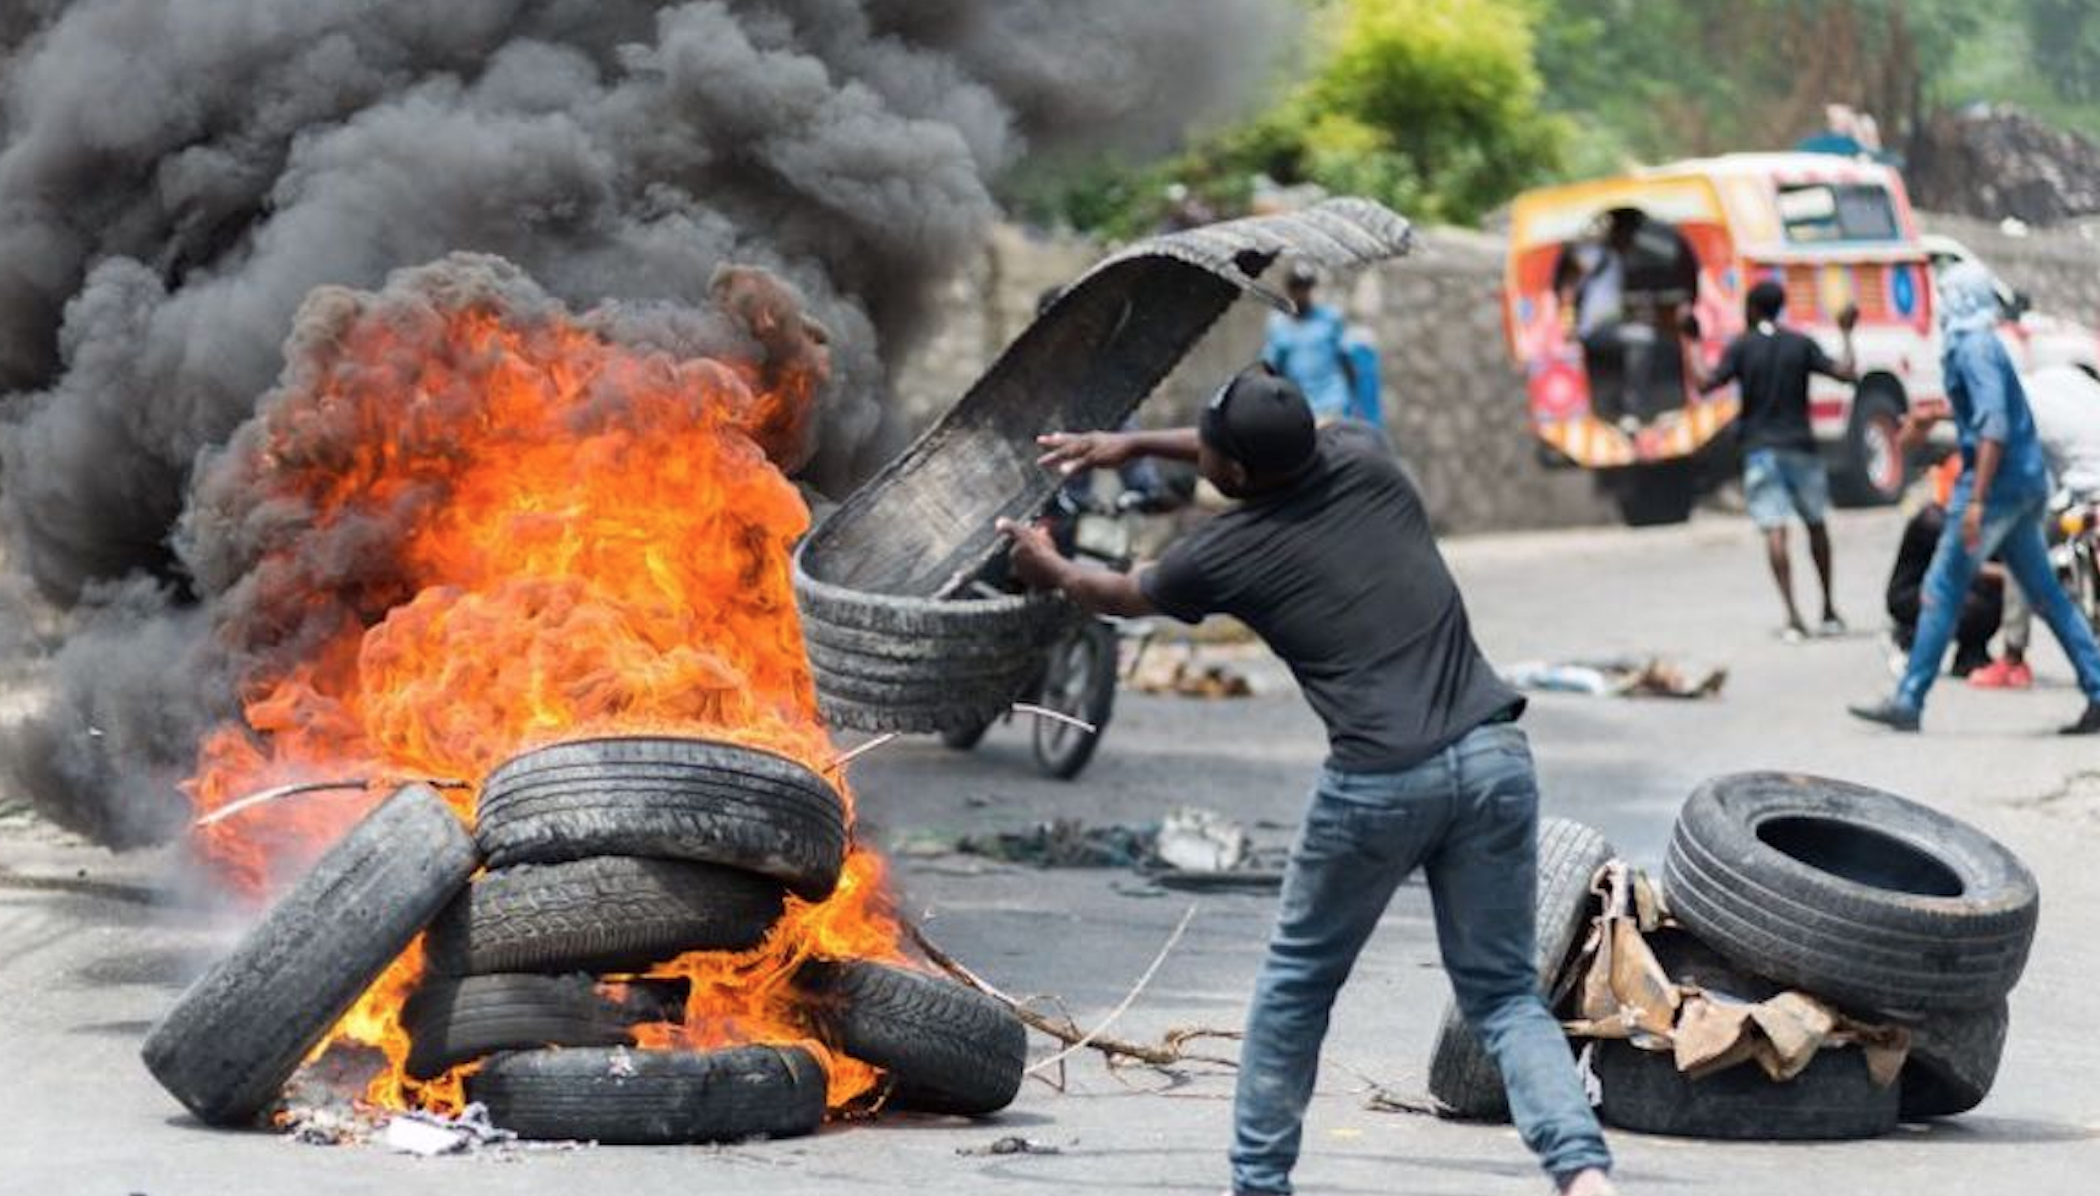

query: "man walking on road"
(1965, 364), (2100, 690)
(1849, 264), (2100, 734)
(996, 365), (1616, 1196)
(1685, 279), (1858, 641)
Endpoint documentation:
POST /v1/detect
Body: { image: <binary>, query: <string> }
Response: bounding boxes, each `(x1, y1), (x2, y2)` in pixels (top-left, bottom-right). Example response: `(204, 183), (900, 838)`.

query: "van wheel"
(1613, 462), (1696, 527)
(1831, 389), (1908, 507)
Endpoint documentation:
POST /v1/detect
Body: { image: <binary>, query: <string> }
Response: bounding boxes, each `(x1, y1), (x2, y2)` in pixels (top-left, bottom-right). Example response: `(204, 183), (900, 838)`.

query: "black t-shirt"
(1706, 326), (1840, 453)
(1139, 424), (1520, 773)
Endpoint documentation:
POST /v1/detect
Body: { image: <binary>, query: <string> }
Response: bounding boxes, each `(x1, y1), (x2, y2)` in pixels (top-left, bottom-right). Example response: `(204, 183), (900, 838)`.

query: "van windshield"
(1777, 183), (1901, 244)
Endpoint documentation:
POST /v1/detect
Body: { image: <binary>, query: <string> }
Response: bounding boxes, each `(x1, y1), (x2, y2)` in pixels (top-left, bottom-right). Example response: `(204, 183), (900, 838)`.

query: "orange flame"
(182, 261), (903, 1117)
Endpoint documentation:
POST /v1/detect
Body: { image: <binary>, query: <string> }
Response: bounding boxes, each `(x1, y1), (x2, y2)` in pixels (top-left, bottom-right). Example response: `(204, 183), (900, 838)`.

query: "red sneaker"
(1968, 659), (2034, 690)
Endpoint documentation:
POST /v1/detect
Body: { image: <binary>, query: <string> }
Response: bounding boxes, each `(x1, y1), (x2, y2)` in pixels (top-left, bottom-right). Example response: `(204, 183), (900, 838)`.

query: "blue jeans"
(1744, 447), (1831, 530)
(1897, 493), (2100, 711)
(1230, 722), (1612, 1194)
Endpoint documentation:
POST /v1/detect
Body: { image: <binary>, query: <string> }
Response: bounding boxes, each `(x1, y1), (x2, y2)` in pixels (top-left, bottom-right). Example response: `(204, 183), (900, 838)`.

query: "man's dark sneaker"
(1848, 698), (1921, 732)
(2062, 703), (2100, 736)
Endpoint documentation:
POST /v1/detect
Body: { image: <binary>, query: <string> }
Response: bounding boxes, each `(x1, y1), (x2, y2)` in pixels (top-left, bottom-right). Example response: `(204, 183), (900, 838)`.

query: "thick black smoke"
(0, 0), (1288, 847)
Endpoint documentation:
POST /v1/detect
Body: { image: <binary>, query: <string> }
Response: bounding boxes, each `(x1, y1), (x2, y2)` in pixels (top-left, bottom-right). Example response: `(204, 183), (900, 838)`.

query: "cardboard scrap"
(1566, 863), (1680, 1040)
(1562, 862), (1909, 1088)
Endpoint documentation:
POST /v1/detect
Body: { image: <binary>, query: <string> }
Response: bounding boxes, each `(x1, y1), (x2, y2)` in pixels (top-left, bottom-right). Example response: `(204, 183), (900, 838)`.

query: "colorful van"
(1503, 153), (2099, 525)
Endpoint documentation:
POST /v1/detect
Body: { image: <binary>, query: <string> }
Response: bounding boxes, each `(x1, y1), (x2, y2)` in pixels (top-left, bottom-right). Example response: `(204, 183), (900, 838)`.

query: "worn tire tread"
(469, 1045), (826, 1144)
(799, 959), (1026, 1116)
(477, 738), (846, 900)
(140, 788), (478, 1125)
(423, 857), (783, 977)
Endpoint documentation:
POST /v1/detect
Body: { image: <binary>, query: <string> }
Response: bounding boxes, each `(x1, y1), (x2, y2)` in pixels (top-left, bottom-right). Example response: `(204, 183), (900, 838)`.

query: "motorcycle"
(944, 481), (1173, 780)
(2056, 497), (2100, 631)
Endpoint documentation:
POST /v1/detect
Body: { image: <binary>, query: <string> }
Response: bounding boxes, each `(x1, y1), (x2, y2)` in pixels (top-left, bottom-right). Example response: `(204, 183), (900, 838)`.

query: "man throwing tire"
(1848, 263), (2100, 734)
(996, 365), (1615, 1196)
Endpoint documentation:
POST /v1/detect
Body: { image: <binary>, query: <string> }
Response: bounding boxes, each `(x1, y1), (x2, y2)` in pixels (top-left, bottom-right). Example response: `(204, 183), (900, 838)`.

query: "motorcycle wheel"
(1032, 621), (1118, 781)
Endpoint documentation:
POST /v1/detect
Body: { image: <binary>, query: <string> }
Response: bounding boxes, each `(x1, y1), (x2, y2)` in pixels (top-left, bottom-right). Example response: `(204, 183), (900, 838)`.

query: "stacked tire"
(408, 739), (840, 1144)
(415, 736), (1027, 1139)
(140, 742), (1029, 1138)
(1655, 772), (2037, 1129)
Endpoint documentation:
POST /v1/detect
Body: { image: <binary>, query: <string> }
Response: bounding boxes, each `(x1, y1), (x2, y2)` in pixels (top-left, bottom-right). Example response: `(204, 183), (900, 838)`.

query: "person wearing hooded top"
(1849, 263), (2100, 734)
(997, 365), (1617, 1196)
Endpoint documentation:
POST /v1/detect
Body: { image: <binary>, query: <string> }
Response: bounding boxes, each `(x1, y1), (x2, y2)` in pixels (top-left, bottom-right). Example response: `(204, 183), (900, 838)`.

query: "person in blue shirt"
(1849, 262), (2100, 734)
(1263, 265), (1360, 424)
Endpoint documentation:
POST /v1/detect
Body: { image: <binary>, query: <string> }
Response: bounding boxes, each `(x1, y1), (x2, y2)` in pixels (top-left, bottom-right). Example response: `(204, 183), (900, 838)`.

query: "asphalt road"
(3, 506), (2096, 1195)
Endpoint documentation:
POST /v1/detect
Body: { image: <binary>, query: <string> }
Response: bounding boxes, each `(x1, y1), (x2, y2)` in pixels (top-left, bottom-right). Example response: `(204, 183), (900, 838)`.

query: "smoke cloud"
(0, 0), (1287, 846)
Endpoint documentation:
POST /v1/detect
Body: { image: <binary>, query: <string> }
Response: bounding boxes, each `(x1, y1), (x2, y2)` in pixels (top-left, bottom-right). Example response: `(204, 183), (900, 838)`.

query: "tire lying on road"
(423, 857), (784, 977)
(797, 959), (1027, 1116)
(1900, 999), (2010, 1119)
(402, 974), (688, 1081)
(1592, 1036), (1900, 1140)
(477, 737), (848, 901)
(793, 558), (1070, 735)
(141, 786), (478, 1126)
(1426, 817), (1615, 1121)
(468, 1045), (827, 1145)
(1662, 772), (2038, 1016)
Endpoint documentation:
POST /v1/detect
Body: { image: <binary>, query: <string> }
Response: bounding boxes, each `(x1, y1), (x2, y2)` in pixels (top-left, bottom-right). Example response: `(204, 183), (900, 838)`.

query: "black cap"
(1201, 365), (1317, 479)
(1286, 262), (1319, 287)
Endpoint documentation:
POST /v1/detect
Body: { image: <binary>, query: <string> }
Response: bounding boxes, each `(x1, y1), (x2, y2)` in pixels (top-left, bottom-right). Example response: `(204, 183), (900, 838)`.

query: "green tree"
(1297, 0), (1567, 221)
(2024, 0), (2100, 106)
(1008, 0), (1568, 232)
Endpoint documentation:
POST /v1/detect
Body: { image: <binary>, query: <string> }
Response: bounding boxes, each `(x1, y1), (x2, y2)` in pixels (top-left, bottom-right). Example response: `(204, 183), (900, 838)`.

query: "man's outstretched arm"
(995, 517), (1158, 618)
(1036, 428), (1200, 476)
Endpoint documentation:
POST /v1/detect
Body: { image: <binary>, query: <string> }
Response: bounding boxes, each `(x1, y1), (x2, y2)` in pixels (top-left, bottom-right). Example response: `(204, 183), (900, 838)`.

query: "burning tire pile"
(1427, 774), (2037, 1137)
(143, 738), (1026, 1143)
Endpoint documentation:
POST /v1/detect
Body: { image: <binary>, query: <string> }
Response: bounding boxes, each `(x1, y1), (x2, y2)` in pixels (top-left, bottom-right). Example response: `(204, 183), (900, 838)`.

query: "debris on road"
(1129, 655), (1255, 699)
(380, 1105), (517, 1157)
(957, 818), (1158, 868)
(1503, 657), (1727, 699)
(956, 1135), (1065, 1157)
(952, 806), (1287, 890)
(909, 914), (1243, 1080)
(1154, 807), (1250, 873)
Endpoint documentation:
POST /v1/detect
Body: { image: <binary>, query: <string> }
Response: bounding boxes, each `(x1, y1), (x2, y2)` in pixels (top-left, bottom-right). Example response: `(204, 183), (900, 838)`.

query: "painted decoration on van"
(1891, 265), (1918, 317)
(1819, 264), (1855, 317)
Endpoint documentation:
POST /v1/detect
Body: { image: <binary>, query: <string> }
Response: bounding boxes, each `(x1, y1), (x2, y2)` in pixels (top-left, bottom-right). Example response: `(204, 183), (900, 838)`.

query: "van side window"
(1777, 184), (1901, 244)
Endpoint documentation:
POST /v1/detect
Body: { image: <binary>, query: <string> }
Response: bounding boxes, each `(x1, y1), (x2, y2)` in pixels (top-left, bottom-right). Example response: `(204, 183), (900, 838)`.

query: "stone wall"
(891, 211), (2100, 536)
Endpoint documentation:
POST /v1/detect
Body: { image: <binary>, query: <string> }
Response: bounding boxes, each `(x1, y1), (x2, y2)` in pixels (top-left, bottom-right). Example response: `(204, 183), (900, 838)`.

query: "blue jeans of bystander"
(1229, 721), (1612, 1195)
(1897, 493), (2100, 711)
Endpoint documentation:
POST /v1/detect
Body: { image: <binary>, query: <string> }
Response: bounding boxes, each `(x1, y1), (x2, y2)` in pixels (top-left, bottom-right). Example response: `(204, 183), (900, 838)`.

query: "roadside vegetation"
(1007, 0), (2100, 235)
